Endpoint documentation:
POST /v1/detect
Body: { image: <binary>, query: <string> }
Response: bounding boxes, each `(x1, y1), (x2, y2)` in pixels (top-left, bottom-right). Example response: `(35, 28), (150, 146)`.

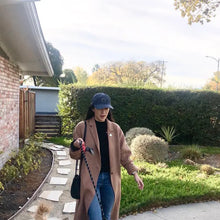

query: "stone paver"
(49, 177), (68, 185)
(39, 190), (63, 201)
(27, 205), (38, 213)
(57, 168), (71, 175)
(57, 156), (68, 160)
(63, 201), (76, 213)
(48, 146), (61, 151)
(57, 151), (67, 156)
(59, 160), (71, 166)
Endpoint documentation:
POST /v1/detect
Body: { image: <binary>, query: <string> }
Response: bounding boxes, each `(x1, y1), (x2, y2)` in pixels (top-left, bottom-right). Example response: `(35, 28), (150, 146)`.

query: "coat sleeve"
(69, 121), (84, 160)
(118, 126), (139, 175)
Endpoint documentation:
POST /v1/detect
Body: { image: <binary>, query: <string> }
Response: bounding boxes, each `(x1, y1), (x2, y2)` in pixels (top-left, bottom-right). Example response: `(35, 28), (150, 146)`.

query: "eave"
(0, 0), (53, 76)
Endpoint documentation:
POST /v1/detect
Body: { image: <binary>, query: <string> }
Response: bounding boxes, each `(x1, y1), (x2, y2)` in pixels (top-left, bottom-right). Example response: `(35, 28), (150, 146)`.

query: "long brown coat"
(69, 117), (138, 220)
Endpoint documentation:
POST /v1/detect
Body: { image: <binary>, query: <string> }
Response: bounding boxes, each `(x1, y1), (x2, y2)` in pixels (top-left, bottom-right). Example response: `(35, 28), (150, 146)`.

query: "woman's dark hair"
(85, 104), (115, 122)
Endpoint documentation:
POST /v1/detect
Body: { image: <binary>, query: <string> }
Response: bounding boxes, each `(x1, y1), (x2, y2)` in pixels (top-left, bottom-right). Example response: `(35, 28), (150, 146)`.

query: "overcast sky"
(36, 0), (220, 89)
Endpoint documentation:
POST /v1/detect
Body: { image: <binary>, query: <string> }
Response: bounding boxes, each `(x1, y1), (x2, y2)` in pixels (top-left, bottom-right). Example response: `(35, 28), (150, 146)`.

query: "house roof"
(20, 85), (60, 91)
(0, 0), (53, 77)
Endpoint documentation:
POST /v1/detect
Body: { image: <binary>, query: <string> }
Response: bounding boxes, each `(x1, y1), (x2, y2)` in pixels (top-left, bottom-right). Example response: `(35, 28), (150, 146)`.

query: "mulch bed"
(0, 148), (53, 220)
(199, 154), (220, 168)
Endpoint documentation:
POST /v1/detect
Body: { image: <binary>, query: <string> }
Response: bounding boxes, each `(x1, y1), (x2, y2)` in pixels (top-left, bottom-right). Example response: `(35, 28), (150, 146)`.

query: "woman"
(70, 92), (144, 220)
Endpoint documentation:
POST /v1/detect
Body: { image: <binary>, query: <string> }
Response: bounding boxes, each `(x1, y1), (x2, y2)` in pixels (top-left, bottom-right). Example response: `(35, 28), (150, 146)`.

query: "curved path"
(13, 142), (76, 220)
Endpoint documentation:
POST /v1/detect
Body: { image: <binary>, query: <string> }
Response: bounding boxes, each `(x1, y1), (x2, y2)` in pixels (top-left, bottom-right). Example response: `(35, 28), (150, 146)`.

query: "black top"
(95, 120), (110, 173)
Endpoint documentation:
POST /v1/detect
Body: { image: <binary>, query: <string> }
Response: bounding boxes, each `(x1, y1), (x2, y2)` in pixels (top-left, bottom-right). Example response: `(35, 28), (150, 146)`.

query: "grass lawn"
(120, 146), (220, 216)
(47, 136), (72, 147)
(47, 137), (220, 216)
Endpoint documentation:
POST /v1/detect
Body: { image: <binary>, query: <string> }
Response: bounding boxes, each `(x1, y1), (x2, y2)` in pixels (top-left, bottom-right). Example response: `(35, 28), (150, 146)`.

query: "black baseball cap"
(91, 93), (113, 109)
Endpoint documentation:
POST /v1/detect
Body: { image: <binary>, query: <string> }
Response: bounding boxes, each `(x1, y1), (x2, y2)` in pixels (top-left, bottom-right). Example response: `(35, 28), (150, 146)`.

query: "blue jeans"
(88, 172), (115, 220)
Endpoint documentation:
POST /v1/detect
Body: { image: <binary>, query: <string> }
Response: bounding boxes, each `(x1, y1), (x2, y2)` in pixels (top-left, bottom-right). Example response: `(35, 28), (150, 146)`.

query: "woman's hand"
(73, 138), (84, 148)
(133, 172), (144, 190)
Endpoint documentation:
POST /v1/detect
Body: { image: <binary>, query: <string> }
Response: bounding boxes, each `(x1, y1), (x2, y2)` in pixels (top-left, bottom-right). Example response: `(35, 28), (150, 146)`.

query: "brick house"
(0, 0), (53, 169)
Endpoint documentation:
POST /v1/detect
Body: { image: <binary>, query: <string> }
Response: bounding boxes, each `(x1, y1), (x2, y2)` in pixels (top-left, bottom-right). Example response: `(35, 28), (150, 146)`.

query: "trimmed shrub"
(125, 127), (154, 147)
(181, 145), (202, 162)
(130, 135), (169, 163)
(58, 86), (220, 145)
(200, 164), (215, 175)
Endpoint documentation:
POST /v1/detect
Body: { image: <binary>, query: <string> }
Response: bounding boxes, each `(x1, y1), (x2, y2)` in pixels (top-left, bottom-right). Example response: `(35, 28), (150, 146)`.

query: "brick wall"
(0, 56), (20, 169)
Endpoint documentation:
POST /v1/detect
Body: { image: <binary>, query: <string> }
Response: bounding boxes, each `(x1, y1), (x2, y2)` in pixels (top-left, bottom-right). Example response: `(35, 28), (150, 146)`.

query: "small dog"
(34, 202), (69, 220)
(34, 202), (51, 220)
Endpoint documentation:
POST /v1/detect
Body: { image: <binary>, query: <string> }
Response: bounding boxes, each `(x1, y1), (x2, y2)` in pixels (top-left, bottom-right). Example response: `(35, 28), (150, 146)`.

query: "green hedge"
(58, 85), (220, 146)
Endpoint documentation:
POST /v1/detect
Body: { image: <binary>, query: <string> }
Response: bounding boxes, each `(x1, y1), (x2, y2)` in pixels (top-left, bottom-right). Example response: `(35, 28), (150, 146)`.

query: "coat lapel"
(87, 118), (100, 155)
(107, 119), (115, 172)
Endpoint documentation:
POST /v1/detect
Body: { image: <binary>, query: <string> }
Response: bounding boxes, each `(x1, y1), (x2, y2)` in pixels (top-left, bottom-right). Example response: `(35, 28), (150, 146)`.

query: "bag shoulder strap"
(75, 121), (87, 174)
(83, 121), (87, 141)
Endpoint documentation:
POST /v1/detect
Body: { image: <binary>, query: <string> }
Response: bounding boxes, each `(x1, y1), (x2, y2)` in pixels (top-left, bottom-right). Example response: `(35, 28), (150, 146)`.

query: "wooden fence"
(19, 89), (36, 139)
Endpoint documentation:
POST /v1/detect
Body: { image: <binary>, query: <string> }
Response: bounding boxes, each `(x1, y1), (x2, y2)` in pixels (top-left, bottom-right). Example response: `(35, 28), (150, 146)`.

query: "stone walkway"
(13, 142), (76, 220)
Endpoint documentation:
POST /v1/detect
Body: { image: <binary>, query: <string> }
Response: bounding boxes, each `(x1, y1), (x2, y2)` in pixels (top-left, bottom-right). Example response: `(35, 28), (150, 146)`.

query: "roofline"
(20, 85), (60, 91)
(0, 0), (39, 6)
(0, 0), (54, 77)
(23, 2), (54, 77)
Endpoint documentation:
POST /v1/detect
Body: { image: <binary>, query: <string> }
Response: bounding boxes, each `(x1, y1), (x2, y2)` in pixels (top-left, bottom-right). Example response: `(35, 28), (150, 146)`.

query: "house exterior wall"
(0, 56), (20, 169)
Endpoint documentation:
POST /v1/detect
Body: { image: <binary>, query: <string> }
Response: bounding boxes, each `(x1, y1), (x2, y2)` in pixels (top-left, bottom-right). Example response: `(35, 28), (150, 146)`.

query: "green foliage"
(181, 145), (202, 162)
(125, 127), (155, 147)
(61, 69), (77, 84)
(199, 146), (220, 155)
(0, 182), (4, 190)
(33, 42), (64, 86)
(130, 135), (169, 163)
(160, 126), (178, 144)
(47, 136), (72, 147)
(120, 160), (220, 216)
(58, 86), (220, 145)
(58, 84), (82, 135)
(170, 145), (220, 155)
(0, 139), (43, 192)
(46, 42), (63, 76)
(1, 163), (19, 183)
(33, 132), (47, 143)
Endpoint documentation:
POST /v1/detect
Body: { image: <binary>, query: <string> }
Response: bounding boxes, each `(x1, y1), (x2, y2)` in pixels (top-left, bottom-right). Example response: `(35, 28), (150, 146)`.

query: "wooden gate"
(19, 89), (36, 139)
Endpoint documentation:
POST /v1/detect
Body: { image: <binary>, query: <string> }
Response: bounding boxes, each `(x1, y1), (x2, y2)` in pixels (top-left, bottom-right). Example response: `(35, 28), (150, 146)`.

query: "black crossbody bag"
(70, 121), (87, 199)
